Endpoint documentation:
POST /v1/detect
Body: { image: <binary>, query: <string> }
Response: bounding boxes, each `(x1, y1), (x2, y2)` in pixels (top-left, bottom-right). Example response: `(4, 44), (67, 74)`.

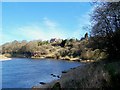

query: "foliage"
(52, 82), (61, 90)
(80, 49), (107, 60)
(104, 61), (120, 88)
(58, 49), (69, 57)
(60, 39), (67, 47)
(38, 40), (49, 46)
(90, 2), (120, 60)
(1, 36), (107, 60)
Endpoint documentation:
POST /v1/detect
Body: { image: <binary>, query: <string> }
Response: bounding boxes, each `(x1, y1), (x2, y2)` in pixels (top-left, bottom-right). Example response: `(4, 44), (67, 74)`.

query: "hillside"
(1, 33), (107, 63)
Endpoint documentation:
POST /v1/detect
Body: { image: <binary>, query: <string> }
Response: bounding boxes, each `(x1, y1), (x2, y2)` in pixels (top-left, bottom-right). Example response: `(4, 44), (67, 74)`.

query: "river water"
(2, 58), (82, 88)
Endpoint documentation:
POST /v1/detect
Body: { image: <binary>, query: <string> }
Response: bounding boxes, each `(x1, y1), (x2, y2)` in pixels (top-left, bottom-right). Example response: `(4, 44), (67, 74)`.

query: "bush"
(80, 49), (107, 60)
(49, 47), (56, 53)
(58, 49), (69, 57)
(105, 61), (120, 88)
(4, 53), (11, 57)
(69, 48), (81, 58)
(81, 50), (94, 60)
(52, 82), (61, 90)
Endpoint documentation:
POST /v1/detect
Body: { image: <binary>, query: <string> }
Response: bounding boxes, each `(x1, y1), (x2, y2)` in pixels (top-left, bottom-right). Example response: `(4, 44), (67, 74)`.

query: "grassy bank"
(33, 59), (120, 89)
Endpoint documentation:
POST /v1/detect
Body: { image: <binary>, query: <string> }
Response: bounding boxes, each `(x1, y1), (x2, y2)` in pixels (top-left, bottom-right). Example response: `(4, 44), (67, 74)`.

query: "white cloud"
(2, 18), (67, 43)
(2, 11), (93, 45)
(43, 17), (57, 29)
(17, 25), (46, 40)
(73, 7), (92, 38)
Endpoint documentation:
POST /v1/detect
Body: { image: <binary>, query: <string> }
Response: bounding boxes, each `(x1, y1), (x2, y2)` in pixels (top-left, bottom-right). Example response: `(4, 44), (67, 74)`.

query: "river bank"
(2, 53), (95, 63)
(0, 55), (12, 61)
(31, 55), (95, 63)
(32, 60), (120, 89)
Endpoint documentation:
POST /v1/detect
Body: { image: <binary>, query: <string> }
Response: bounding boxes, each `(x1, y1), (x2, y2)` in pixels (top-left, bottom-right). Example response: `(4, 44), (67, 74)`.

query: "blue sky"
(2, 2), (93, 44)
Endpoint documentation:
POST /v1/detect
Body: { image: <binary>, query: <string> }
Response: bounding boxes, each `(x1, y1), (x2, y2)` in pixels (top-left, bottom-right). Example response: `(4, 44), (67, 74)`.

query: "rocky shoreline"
(31, 61), (108, 89)
(32, 64), (87, 89)
(32, 64), (88, 89)
(31, 55), (95, 63)
(0, 53), (95, 63)
(32, 60), (120, 89)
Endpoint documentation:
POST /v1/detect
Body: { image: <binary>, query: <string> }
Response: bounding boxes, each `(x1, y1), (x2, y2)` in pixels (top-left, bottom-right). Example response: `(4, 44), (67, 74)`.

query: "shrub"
(80, 48), (107, 60)
(58, 49), (69, 57)
(4, 53), (11, 57)
(80, 50), (94, 60)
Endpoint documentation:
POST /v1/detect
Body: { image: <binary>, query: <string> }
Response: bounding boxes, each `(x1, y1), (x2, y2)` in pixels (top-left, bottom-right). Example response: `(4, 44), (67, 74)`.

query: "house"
(50, 38), (62, 43)
(50, 38), (57, 43)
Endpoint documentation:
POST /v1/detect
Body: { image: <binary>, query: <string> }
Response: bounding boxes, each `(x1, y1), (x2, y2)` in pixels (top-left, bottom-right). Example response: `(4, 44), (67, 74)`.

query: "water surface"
(2, 58), (82, 88)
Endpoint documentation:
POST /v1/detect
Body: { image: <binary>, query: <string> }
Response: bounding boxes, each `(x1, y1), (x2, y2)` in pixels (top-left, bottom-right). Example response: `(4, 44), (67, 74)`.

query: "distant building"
(50, 38), (57, 43)
(50, 38), (62, 43)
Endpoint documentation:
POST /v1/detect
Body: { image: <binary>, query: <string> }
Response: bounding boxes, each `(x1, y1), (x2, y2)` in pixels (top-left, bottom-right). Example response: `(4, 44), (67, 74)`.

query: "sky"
(1, 2), (93, 44)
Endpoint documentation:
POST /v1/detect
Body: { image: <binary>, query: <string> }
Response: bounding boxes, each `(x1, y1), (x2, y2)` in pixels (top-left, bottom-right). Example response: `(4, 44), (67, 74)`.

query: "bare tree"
(90, 2), (120, 59)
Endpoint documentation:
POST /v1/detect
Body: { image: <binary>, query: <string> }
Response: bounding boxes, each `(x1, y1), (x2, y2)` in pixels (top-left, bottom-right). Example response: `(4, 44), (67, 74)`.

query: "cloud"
(2, 17), (67, 44)
(73, 7), (92, 38)
(43, 17), (57, 29)
(17, 25), (46, 40)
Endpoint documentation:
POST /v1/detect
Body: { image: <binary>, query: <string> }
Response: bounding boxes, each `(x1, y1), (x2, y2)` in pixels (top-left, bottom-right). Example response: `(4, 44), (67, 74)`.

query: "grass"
(104, 61), (120, 88)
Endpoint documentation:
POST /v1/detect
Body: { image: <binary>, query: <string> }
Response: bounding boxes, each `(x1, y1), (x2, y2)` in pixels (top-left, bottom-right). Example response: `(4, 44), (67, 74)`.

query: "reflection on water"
(2, 58), (81, 88)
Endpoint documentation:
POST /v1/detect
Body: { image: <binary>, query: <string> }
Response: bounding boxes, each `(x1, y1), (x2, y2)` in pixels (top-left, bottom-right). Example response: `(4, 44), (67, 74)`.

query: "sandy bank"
(0, 55), (12, 61)
(0, 58), (12, 61)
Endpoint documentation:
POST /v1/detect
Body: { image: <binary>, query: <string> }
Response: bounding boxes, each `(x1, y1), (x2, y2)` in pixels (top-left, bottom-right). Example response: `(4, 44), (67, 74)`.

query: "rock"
(52, 75), (56, 77)
(51, 74), (54, 75)
(51, 74), (57, 77)
(62, 71), (67, 73)
(39, 82), (46, 85)
(57, 75), (60, 78)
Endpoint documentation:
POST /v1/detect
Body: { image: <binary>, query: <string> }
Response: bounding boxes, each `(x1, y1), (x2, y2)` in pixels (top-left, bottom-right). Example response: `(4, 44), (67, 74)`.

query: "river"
(2, 58), (82, 88)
